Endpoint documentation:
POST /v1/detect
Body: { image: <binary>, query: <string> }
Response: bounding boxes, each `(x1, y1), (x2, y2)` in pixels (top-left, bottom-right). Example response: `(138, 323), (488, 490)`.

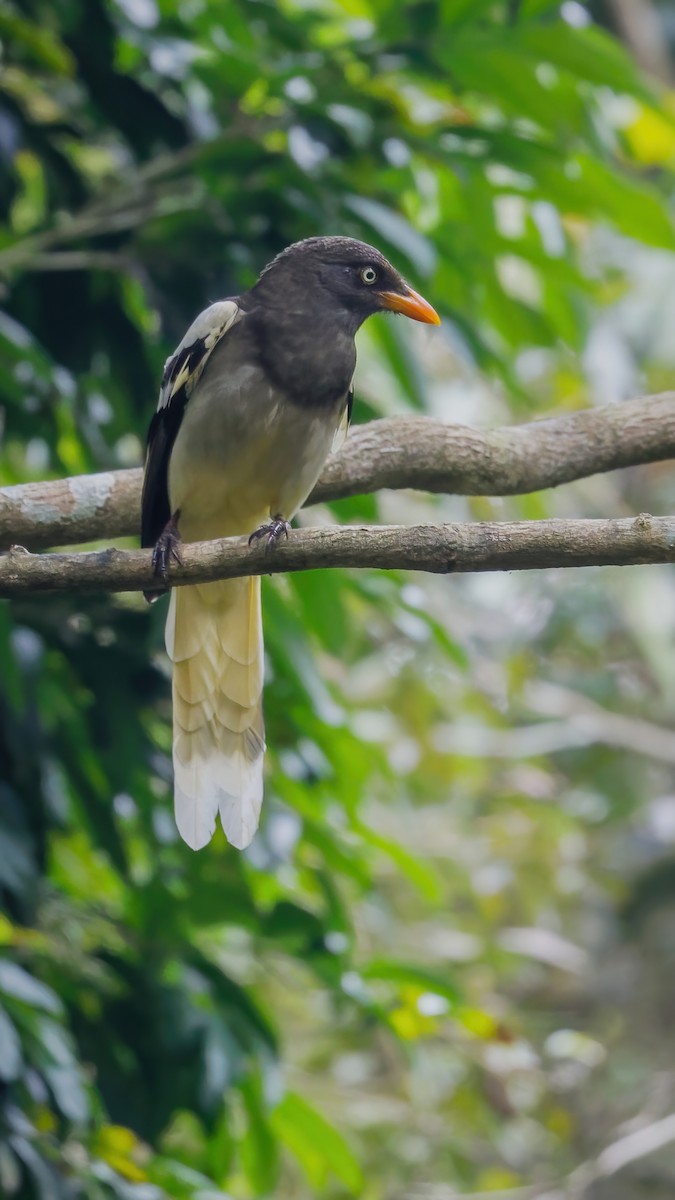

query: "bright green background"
(2, 2), (675, 1197)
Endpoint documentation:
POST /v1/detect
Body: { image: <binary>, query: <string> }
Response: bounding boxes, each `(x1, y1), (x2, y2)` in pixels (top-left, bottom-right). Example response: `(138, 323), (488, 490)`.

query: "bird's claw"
(152, 514), (182, 582)
(248, 515), (290, 552)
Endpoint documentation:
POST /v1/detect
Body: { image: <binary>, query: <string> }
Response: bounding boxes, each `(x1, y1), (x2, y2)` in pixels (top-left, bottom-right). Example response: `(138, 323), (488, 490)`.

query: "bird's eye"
(360, 266), (378, 285)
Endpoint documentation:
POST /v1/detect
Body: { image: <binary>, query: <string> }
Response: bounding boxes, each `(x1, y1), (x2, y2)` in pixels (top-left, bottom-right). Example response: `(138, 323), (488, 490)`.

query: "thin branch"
(1, 515), (674, 597)
(434, 680), (675, 765)
(605, 0), (674, 85)
(18, 251), (133, 273)
(407, 1107), (675, 1200)
(596, 1111), (675, 1178)
(564, 1110), (675, 1199)
(0, 119), (272, 279)
(1, 392), (674, 551)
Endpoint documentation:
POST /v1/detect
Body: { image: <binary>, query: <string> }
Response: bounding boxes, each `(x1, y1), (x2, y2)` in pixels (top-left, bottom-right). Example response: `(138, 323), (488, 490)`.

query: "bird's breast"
(168, 358), (344, 543)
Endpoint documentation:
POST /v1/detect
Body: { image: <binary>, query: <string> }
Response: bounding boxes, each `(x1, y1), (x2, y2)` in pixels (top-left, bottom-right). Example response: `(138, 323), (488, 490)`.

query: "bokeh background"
(2, 2), (675, 1197)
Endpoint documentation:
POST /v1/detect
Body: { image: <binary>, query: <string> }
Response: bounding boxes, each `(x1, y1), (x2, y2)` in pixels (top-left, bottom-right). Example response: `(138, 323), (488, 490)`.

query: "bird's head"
(252, 236), (440, 334)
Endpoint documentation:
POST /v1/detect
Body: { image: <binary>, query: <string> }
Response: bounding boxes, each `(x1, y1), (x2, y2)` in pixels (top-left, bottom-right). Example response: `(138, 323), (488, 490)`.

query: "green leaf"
(44, 1064), (90, 1123)
(362, 960), (461, 1005)
(287, 570), (350, 656)
(574, 155), (675, 249)
(10, 1137), (64, 1200)
(345, 195), (437, 277)
(0, 1005), (22, 1081)
(440, 0), (497, 27)
(443, 42), (584, 131)
(355, 823), (443, 902)
(518, 24), (656, 101)
(272, 1091), (363, 1193)
(366, 317), (428, 411)
(239, 1073), (279, 1194)
(0, 13), (73, 73)
(0, 960), (62, 1015)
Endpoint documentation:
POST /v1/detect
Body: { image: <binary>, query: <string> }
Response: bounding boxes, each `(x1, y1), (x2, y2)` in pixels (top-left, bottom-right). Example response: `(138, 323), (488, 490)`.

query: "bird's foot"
(152, 511), (183, 583)
(248, 514), (290, 552)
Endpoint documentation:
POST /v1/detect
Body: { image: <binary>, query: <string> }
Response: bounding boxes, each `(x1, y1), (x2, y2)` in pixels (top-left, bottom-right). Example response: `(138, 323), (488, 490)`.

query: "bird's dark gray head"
(251, 235), (440, 333)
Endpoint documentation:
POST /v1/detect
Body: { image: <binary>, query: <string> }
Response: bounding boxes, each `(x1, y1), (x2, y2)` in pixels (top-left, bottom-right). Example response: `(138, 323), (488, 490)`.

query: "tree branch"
(1, 392), (674, 552)
(1, 515), (674, 597)
(0, 119), (269, 279)
(605, 0), (674, 85)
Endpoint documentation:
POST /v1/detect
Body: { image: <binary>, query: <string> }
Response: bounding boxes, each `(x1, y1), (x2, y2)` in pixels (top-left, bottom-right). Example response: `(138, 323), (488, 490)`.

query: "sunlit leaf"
(272, 1091), (363, 1193)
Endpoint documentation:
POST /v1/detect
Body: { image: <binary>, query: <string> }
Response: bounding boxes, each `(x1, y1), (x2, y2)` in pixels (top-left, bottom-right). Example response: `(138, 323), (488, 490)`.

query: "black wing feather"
(140, 301), (241, 550)
(140, 393), (189, 549)
(141, 343), (204, 548)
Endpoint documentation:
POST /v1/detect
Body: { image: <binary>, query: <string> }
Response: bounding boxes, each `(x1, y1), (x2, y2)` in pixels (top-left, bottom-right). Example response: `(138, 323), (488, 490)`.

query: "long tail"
(166, 576), (265, 850)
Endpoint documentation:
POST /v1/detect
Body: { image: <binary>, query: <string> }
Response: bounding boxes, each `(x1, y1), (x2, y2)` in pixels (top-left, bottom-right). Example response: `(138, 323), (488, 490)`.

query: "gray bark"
(1, 514), (674, 598)
(1, 392), (673, 551)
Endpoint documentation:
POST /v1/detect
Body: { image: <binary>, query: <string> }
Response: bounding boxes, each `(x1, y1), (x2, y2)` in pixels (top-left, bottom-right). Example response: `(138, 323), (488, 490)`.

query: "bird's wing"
(141, 299), (242, 549)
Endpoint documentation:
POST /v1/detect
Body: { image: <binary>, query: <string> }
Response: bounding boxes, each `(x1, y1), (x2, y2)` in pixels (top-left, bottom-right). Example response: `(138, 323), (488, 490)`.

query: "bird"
(141, 235), (440, 851)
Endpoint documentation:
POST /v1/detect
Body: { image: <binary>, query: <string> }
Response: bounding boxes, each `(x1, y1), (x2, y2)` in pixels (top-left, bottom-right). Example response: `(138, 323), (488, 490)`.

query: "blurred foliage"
(2, 1), (675, 1198)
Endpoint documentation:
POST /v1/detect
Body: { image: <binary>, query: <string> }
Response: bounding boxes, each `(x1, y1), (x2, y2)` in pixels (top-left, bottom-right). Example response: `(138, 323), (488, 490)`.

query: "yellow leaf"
(625, 102), (675, 167)
(476, 1167), (522, 1190)
(0, 915), (15, 945)
(35, 1106), (57, 1134)
(389, 1001), (438, 1040)
(455, 1006), (500, 1040)
(100, 1153), (148, 1183)
(94, 1125), (148, 1181)
(96, 1125), (139, 1155)
(547, 1105), (575, 1139)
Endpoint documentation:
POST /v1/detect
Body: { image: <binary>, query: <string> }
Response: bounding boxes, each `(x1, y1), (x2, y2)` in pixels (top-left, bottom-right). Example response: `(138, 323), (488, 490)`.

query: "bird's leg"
(152, 510), (183, 583)
(248, 513), (291, 552)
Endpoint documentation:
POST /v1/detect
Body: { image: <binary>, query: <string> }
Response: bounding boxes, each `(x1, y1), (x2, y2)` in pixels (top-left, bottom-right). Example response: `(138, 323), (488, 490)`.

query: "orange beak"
(379, 284), (441, 325)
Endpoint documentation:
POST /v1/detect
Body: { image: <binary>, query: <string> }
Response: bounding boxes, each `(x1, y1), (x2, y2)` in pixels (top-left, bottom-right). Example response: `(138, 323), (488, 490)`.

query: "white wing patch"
(331, 407), (349, 455)
(331, 382), (354, 455)
(158, 299), (241, 412)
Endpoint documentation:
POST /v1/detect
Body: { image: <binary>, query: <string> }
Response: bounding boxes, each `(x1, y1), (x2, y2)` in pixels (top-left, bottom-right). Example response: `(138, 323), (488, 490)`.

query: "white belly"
(168, 362), (343, 543)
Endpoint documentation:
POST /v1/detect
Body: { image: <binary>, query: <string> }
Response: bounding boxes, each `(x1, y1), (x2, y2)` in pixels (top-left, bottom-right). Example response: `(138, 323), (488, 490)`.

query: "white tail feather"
(166, 577), (265, 850)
